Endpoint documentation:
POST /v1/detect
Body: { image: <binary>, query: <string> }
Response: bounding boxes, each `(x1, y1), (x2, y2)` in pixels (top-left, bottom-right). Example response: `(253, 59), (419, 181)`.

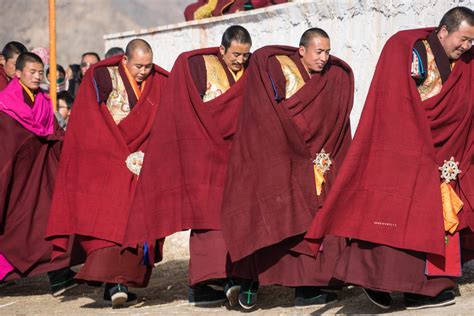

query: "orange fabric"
(313, 165), (325, 196)
(18, 81), (35, 103)
(228, 66), (244, 82)
(440, 182), (463, 234)
(122, 63), (146, 100)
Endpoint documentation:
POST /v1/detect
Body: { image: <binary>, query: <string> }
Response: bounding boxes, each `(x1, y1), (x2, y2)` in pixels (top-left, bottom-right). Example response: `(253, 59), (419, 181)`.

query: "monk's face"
(4, 53), (20, 79)
(16, 61), (44, 90)
(80, 54), (99, 76)
(123, 50), (153, 83)
(438, 21), (474, 60)
(219, 40), (251, 73)
(299, 36), (331, 73)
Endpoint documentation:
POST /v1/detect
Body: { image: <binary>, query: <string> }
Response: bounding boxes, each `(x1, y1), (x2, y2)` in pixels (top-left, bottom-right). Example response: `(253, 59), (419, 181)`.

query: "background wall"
(104, 0), (473, 129)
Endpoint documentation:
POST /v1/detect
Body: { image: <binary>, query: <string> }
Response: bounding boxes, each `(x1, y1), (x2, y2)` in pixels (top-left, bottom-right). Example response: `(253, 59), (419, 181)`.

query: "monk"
(46, 39), (169, 308)
(0, 42), (27, 91)
(305, 6), (474, 311)
(0, 52), (78, 296)
(124, 25), (251, 306)
(220, 28), (354, 309)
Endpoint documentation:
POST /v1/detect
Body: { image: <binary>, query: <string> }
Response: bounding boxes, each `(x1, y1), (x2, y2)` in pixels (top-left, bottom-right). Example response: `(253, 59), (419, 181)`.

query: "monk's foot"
(404, 290), (455, 310)
(188, 284), (226, 306)
(48, 268), (78, 297)
(223, 278), (241, 307)
(103, 283), (137, 308)
(362, 288), (392, 309)
(238, 279), (259, 310)
(294, 287), (338, 308)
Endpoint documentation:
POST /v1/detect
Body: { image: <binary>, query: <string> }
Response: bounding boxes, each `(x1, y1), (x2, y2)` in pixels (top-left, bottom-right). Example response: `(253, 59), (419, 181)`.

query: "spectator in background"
(1, 41), (28, 90)
(55, 90), (73, 129)
(65, 64), (81, 97)
(46, 64), (67, 93)
(105, 47), (124, 59)
(80, 52), (100, 78)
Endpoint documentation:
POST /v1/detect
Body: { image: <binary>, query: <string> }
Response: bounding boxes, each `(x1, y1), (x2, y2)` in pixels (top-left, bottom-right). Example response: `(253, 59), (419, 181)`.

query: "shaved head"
(125, 39), (153, 59)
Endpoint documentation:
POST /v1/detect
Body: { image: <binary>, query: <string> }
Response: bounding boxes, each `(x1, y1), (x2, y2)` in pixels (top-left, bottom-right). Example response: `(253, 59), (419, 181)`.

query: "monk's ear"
(219, 45), (226, 57)
(122, 55), (128, 65)
(298, 45), (306, 57)
(438, 25), (449, 40)
(15, 69), (22, 79)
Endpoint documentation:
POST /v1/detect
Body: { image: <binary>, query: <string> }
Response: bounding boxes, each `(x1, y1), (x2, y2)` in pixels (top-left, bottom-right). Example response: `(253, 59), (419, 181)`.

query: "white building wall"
(104, 0), (473, 129)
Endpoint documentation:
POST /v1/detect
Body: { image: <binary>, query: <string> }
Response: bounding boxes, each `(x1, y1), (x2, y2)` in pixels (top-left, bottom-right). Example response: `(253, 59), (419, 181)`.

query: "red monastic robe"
(46, 55), (169, 286)
(221, 46), (354, 285)
(0, 84), (80, 281)
(305, 28), (473, 295)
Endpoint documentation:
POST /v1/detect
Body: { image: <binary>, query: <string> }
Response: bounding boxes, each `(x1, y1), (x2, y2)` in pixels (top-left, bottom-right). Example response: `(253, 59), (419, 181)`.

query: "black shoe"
(362, 288), (392, 309)
(294, 286), (338, 308)
(103, 283), (138, 308)
(48, 268), (78, 297)
(188, 284), (227, 306)
(404, 290), (455, 310)
(238, 280), (259, 310)
(223, 279), (241, 307)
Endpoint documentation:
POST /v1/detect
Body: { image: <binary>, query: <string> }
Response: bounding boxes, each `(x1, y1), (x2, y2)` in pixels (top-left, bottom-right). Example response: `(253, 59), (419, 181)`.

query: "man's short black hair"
(57, 90), (74, 109)
(299, 28), (330, 48)
(15, 52), (43, 71)
(81, 52), (101, 62)
(221, 25), (252, 51)
(2, 41), (27, 61)
(46, 64), (65, 77)
(438, 7), (474, 33)
(105, 47), (125, 58)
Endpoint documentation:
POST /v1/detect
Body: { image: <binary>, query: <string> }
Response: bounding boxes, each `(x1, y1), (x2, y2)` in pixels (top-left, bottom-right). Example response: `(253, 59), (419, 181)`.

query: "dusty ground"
(1, 232), (474, 315)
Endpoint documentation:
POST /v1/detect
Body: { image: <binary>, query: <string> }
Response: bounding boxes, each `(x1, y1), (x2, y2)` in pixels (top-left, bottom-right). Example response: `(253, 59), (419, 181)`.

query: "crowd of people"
(0, 5), (473, 312)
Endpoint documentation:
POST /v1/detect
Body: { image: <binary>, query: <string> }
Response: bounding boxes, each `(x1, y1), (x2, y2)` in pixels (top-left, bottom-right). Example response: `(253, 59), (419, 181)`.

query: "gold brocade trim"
(229, 66), (244, 82)
(275, 55), (305, 99)
(417, 40), (443, 101)
(202, 55), (231, 102)
(106, 66), (130, 124)
(440, 182), (463, 234)
(193, 0), (218, 20)
(19, 81), (35, 103)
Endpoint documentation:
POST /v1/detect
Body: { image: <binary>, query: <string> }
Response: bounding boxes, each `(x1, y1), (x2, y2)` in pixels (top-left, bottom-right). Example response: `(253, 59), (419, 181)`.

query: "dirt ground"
(1, 231), (474, 315)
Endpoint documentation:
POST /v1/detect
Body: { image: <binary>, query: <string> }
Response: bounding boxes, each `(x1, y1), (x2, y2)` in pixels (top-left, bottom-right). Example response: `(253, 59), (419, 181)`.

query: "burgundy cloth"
(0, 65), (8, 91)
(305, 28), (474, 258)
(0, 78), (54, 136)
(74, 238), (163, 287)
(46, 55), (169, 258)
(124, 47), (247, 247)
(334, 240), (455, 296)
(220, 46), (354, 262)
(188, 230), (232, 285)
(233, 235), (346, 286)
(0, 108), (81, 280)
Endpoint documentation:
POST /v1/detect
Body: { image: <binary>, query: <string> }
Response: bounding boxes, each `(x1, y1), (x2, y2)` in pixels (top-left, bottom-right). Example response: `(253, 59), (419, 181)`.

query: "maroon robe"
(221, 46), (353, 286)
(305, 28), (473, 295)
(46, 55), (169, 287)
(125, 48), (247, 285)
(0, 65), (8, 91)
(187, 52), (244, 285)
(0, 86), (80, 281)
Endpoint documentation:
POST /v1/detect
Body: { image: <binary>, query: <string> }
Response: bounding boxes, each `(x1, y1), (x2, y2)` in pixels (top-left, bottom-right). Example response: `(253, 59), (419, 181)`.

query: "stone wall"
(104, 0), (472, 128)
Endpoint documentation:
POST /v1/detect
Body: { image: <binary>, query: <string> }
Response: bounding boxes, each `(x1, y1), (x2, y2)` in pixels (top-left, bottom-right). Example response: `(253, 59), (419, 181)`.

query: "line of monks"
(0, 5), (473, 311)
